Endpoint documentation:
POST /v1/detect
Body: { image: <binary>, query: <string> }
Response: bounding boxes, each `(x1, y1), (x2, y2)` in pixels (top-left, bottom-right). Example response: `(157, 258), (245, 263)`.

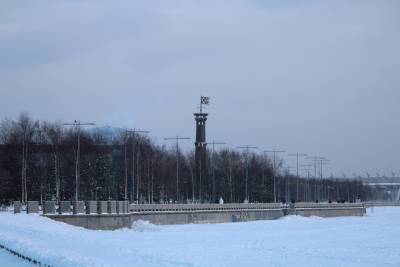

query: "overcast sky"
(1, 0), (399, 178)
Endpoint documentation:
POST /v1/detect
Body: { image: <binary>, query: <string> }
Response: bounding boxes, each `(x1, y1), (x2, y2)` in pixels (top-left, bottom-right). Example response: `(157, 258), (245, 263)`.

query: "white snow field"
(0, 207), (399, 267)
(0, 249), (33, 267)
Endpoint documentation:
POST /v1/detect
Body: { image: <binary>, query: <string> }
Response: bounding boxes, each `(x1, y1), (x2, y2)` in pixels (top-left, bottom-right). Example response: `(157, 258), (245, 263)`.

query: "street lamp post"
(264, 149), (285, 203)
(236, 145), (258, 202)
(164, 136), (191, 202)
(125, 129), (149, 203)
(207, 140), (226, 202)
(63, 120), (95, 202)
(288, 153), (307, 201)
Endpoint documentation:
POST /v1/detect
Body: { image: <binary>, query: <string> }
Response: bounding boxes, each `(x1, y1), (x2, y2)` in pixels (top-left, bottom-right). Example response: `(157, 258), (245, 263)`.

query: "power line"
(63, 120), (95, 201)
(288, 153), (308, 177)
(318, 158), (331, 179)
(306, 156), (321, 178)
(164, 136), (191, 202)
(306, 156), (330, 179)
(300, 164), (313, 177)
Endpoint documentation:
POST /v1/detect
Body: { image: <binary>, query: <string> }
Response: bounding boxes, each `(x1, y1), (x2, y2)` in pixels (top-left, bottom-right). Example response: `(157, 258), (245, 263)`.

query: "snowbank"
(0, 207), (399, 267)
(131, 220), (160, 232)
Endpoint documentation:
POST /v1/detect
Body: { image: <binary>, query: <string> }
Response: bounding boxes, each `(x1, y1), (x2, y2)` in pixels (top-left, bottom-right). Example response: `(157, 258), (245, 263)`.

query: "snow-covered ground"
(0, 249), (32, 267)
(1, 207), (399, 267)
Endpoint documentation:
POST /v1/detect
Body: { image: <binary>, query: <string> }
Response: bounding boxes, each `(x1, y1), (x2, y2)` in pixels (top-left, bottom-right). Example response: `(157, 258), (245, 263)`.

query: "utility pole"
(21, 131), (28, 204)
(288, 152), (307, 201)
(236, 146), (258, 202)
(300, 164), (313, 178)
(264, 149), (285, 203)
(164, 136), (191, 202)
(63, 120), (95, 202)
(42, 131), (61, 203)
(126, 129), (149, 203)
(306, 156), (321, 178)
(306, 156), (329, 201)
(306, 156), (329, 178)
(285, 166), (296, 202)
(262, 152), (268, 186)
(318, 158), (331, 179)
(301, 164), (312, 202)
(207, 140), (226, 202)
(288, 153), (308, 178)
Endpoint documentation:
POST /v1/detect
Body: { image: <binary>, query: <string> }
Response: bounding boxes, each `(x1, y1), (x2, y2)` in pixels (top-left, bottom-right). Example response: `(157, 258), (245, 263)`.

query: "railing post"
(73, 201), (85, 214)
(59, 201), (71, 214)
(86, 201), (97, 214)
(13, 201), (21, 214)
(27, 201), (39, 214)
(43, 201), (56, 214)
(108, 201), (117, 214)
(97, 201), (108, 214)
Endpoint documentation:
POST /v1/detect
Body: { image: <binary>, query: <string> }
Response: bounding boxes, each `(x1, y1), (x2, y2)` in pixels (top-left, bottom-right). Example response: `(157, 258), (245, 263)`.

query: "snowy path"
(0, 248), (33, 267)
(0, 207), (399, 267)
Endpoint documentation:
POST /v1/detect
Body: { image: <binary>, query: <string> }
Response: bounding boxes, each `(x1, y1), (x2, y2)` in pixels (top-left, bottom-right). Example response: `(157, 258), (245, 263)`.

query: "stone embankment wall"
(11, 201), (366, 230)
(293, 203), (366, 217)
(40, 202), (366, 230)
(363, 201), (400, 208)
(47, 203), (284, 230)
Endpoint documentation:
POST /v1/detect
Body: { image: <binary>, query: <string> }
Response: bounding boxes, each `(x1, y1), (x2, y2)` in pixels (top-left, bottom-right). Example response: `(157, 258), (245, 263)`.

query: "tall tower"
(194, 96), (209, 201)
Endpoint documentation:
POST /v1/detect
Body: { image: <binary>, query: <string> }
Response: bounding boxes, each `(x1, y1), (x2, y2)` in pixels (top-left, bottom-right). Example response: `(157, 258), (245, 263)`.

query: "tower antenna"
(199, 96), (210, 113)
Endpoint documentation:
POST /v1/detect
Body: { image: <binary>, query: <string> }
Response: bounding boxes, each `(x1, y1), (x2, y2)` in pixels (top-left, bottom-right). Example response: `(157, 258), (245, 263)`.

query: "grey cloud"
(0, 0), (399, 176)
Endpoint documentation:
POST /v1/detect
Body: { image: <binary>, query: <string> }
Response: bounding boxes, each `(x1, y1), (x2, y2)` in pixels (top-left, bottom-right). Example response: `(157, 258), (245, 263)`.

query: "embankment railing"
(5, 201), (391, 215)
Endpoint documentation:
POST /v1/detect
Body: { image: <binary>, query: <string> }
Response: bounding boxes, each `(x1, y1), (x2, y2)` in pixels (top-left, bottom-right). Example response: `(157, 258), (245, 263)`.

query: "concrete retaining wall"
(364, 201), (400, 208)
(295, 207), (365, 217)
(47, 208), (284, 230)
(293, 203), (366, 217)
(49, 214), (132, 230)
(44, 203), (366, 230)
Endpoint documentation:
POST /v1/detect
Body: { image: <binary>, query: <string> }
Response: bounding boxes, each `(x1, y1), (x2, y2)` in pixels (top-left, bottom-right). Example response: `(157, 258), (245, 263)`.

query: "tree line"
(0, 113), (379, 204)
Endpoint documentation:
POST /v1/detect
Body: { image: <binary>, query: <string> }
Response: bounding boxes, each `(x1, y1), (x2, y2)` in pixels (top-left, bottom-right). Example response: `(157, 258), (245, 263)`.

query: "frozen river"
(0, 207), (399, 267)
